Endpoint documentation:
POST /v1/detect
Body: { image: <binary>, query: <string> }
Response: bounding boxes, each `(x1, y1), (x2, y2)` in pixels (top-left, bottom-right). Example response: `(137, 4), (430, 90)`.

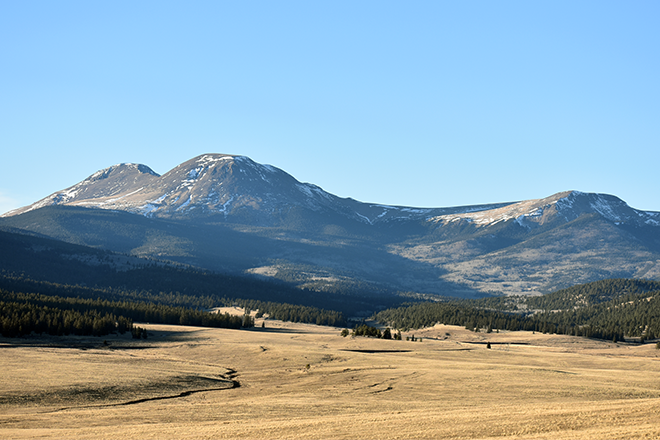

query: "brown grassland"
(2, 315), (660, 439)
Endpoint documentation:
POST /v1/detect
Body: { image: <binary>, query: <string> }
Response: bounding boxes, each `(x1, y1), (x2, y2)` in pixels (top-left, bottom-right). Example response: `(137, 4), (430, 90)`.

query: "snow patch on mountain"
(514, 207), (544, 229)
(645, 212), (660, 225)
(430, 205), (522, 227)
(401, 208), (431, 214)
(296, 184), (315, 198)
(140, 203), (159, 216)
(354, 212), (373, 225)
(216, 196), (235, 218)
(196, 154), (236, 167)
(187, 167), (203, 180)
(429, 192), (570, 227)
(377, 209), (391, 219)
(296, 183), (333, 205)
(176, 196), (192, 212)
(589, 195), (627, 222)
(53, 189), (80, 204)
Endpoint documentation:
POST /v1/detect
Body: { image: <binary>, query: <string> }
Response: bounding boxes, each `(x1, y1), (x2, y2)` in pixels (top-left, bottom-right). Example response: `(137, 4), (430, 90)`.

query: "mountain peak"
(427, 190), (658, 229)
(85, 163), (159, 182)
(3, 162), (160, 217)
(555, 191), (657, 226)
(2, 153), (343, 222)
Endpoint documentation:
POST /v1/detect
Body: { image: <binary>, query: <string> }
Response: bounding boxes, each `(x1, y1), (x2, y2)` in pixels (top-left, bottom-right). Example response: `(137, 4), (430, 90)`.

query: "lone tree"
(382, 328), (392, 340)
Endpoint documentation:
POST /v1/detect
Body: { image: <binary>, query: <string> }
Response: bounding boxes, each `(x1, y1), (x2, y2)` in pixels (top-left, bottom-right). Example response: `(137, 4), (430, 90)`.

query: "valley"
(2, 153), (660, 439)
(2, 319), (660, 439)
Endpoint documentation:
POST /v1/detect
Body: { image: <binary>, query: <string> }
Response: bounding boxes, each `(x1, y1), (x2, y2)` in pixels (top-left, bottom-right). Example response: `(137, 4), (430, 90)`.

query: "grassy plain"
(2, 317), (660, 439)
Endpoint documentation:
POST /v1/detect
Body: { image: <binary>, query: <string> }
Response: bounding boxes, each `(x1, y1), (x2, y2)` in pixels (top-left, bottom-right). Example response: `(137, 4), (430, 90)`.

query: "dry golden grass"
(2, 319), (660, 439)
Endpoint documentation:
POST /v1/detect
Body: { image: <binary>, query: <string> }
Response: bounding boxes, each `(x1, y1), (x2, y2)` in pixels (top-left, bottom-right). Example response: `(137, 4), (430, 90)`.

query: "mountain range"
(2, 153), (659, 299)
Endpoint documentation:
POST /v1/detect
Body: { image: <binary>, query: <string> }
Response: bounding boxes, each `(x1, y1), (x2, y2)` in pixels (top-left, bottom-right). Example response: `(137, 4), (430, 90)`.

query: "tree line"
(238, 298), (347, 327)
(0, 288), (251, 338)
(375, 302), (530, 333)
(0, 297), (137, 338)
(0, 272), (352, 337)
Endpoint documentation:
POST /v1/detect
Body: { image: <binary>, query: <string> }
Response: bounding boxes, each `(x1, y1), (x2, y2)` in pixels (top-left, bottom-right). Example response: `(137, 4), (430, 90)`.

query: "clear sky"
(1, 1), (658, 215)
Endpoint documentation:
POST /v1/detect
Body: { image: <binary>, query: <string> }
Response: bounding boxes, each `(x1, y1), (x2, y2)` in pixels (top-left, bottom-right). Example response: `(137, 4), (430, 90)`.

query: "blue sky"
(1, 1), (659, 214)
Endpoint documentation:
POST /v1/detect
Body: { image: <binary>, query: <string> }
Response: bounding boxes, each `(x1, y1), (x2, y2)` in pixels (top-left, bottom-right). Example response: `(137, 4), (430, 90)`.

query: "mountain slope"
(0, 205), (477, 298)
(0, 228), (402, 315)
(2, 153), (659, 298)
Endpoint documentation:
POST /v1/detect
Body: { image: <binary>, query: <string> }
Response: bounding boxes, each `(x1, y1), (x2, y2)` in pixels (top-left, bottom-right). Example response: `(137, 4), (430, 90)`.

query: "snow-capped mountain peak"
(2, 154), (348, 222)
(85, 163), (159, 182)
(3, 155), (659, 231)
(3, 162), (160, 217)
(428, 190), (658, 229)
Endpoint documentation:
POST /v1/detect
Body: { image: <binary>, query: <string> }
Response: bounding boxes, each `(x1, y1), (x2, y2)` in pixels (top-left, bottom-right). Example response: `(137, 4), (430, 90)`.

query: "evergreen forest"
(375, 279), (660, 342)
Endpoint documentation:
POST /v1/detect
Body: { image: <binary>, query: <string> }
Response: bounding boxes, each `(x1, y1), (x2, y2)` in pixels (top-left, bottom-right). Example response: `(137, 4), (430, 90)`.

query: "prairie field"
(2, 318), (660, 439)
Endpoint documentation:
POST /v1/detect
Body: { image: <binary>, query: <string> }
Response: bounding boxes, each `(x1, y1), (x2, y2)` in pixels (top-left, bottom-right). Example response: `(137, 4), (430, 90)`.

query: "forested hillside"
(0, 229), (399, 316)
(376, 279), (660, 342)
(525, 278), (660, 310)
